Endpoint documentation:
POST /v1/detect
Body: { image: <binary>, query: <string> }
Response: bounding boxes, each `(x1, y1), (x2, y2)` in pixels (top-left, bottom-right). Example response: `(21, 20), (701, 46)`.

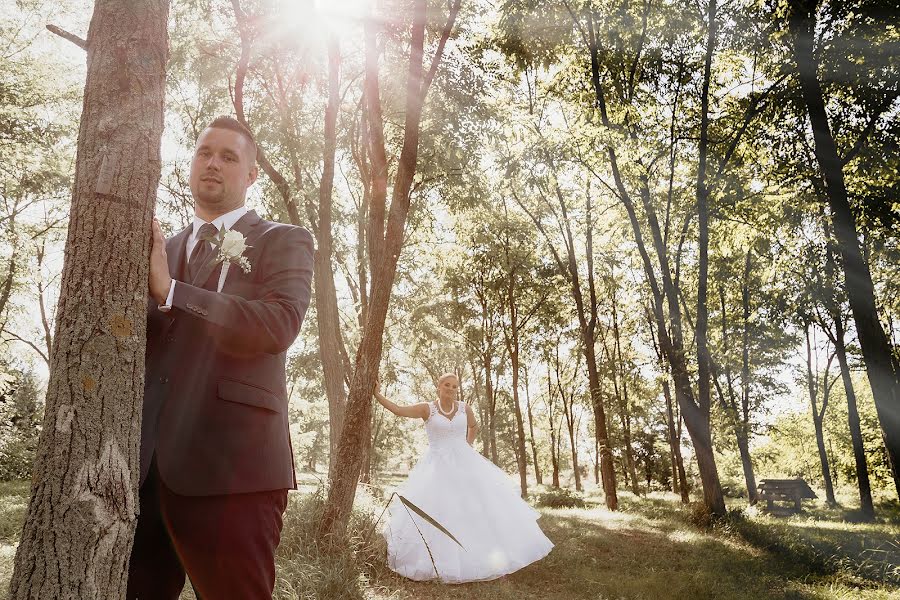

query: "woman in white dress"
(374, 373), (554, 583)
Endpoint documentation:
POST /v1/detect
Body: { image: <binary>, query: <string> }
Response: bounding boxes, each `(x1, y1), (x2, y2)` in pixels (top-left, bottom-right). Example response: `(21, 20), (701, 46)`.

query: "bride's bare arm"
(465, 403), (479, 445)
(373, 379), (430, 420)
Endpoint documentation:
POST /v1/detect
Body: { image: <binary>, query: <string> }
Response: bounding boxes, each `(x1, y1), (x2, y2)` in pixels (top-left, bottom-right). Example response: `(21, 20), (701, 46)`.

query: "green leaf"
(396, 493), (465, 550)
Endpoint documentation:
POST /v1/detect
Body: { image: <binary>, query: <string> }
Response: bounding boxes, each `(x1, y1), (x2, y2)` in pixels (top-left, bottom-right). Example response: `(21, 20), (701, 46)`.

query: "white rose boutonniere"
(210, 228), (252, 274)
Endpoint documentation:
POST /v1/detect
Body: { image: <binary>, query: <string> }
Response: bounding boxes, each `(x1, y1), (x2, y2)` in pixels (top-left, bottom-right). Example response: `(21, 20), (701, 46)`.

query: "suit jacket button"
(160, 376), (168, 384)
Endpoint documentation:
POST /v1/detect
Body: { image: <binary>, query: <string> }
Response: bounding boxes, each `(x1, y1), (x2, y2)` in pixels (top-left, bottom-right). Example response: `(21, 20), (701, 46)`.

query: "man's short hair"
(205, 115), (258, 161)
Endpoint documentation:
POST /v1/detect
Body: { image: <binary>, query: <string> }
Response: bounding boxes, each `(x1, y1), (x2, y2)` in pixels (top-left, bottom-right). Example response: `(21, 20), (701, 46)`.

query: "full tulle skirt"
(383, 441), (554, 583)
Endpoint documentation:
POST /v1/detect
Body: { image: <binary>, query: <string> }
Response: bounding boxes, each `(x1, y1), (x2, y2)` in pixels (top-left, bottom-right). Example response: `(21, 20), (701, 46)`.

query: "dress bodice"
(424, 401), (468, 450)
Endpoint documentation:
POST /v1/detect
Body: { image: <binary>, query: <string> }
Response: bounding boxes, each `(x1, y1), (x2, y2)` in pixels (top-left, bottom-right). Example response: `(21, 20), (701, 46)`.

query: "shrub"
(536, 487), (586, 509)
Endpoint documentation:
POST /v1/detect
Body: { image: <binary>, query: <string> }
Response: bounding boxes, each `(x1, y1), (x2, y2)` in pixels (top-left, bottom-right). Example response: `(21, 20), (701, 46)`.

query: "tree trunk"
(609, 286), (640, 495)
(805, 325), (837, 505)
(10, 2), (168, 597)
(318, 0), (459, 540)
(317, 37), (350, 476)
(584, 10), (724, 515)
(738, 251), (758, 504)
(789, 0), (900, 496)
(512, 167), (617, 508)
(231, 5), (352, 479)
(506, 316), (529, 497)
(546, 356), (561, 488)
(820, 228), (875, 518)
(834, 322), (875, 518)
(694, 0), (719, 514)
(524, 366), (542, 485)
(471, 361), (491, 458)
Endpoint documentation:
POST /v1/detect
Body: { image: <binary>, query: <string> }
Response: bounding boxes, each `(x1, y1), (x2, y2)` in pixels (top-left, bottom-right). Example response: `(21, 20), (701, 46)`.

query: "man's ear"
(248, 164), (259, 186)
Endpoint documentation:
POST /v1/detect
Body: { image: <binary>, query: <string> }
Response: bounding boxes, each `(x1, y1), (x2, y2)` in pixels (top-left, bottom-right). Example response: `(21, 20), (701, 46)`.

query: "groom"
(127, 116), (314, 599)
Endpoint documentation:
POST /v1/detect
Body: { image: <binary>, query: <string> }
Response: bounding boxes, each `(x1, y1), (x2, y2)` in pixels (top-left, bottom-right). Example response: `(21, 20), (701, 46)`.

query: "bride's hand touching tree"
(373, 378), (430, 420)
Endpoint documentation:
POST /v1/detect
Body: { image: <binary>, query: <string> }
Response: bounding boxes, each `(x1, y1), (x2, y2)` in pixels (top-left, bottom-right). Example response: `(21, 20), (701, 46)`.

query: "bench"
(757, 479), (817, 512)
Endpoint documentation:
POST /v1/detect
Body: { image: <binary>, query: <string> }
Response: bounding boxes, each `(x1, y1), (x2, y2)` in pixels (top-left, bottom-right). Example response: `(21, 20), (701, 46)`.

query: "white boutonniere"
(209, 229), (252, 274)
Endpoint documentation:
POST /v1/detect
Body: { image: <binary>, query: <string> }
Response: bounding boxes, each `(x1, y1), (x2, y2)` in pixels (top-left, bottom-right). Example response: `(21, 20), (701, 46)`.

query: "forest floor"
(0, 476), (898, 599)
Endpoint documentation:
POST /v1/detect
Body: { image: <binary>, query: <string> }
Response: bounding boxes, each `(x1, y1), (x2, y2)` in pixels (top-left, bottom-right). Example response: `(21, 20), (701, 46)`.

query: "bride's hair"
(436, 372), (458, 387)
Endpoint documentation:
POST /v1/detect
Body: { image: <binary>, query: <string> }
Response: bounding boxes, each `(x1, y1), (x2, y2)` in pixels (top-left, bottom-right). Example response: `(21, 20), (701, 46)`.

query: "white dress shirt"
(159, 205), (249, 311)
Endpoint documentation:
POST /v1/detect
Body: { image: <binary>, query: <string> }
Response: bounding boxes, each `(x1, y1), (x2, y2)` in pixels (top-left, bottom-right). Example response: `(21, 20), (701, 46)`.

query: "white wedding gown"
(383, 400), (554, 583)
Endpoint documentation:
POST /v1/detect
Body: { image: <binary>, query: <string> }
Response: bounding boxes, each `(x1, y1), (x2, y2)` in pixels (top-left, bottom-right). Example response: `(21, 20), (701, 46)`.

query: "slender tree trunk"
(524, 366), (543, 485)
(546, 356), (561, 488)
(10, 1), (168, 596)
(512, 170), (617, 507)
(319, 0), (460, 539)
(694, 0), (719, 514)
(719, 278), (758, 505)
(610, 286), (640, 495)
(559, 376), (582, 492)
(317, 37), (350, 476)
(471, 361), (491, 458)
(739, 252), (758, 504)
(507, 324), (529, 496)
(823, 233), (874, 518)
(231, 3), (352, 479)
(834, 322), (875, 518)
(484, 349), (499, 464)
(805, 325), (837, 505)
(789, 0), (900, 496)
(584, 10), (725, 515)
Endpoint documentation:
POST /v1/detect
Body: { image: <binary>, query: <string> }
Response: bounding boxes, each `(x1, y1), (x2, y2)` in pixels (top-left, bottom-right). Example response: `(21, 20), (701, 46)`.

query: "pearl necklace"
(437, 399), (456, 416)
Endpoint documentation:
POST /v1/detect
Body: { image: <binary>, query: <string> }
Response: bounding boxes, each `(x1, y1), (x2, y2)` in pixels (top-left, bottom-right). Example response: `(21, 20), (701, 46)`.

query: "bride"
(374, 373), (554, 583)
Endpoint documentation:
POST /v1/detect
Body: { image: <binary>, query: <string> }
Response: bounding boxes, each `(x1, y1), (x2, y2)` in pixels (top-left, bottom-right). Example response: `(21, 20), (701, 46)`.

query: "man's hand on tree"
(149, 218), (172, 305)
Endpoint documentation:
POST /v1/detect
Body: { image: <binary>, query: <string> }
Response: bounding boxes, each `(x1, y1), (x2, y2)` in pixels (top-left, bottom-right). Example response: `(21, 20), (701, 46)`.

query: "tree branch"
(46, 24), (86, 50)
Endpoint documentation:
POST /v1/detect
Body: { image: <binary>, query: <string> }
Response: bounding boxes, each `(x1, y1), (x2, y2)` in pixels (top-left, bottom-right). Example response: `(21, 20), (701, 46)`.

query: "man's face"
(189, 127), (258, 215)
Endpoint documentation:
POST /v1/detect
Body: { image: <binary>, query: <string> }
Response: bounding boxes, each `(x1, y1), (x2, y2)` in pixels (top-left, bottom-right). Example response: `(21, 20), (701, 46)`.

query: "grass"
(0, 476), (898, 599)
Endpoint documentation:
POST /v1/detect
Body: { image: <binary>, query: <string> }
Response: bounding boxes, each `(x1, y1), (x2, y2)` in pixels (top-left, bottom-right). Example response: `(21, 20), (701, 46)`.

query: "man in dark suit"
(127, 116), (314, 599)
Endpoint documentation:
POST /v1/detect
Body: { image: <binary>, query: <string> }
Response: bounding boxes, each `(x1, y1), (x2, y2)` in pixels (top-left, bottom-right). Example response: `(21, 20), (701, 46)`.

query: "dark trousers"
(126, 460), (288, 600)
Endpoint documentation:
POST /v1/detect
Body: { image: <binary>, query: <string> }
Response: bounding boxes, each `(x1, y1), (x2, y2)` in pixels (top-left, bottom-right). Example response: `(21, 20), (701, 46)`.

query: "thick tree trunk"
(789, 0), (900, 495)
(10, 2), (168, 597)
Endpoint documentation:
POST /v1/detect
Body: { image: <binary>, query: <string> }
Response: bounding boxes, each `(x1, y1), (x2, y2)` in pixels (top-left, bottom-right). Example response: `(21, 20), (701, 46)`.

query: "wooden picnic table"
(757, 478), (818, 512)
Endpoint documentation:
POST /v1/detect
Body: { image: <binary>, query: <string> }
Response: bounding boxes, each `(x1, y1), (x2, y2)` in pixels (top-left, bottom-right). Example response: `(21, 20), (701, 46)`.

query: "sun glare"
(278, 0), (372, 40)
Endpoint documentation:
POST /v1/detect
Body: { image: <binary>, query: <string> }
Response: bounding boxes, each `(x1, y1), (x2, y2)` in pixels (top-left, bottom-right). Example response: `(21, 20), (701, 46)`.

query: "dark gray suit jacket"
(140, 209), (314, 496)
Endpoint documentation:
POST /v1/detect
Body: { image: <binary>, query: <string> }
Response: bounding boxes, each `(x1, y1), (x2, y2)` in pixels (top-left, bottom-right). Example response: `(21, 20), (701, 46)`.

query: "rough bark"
(10, 2), (168, 597)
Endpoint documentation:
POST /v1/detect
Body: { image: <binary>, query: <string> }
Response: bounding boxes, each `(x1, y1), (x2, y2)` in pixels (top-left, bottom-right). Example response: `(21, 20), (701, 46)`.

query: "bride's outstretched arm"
(373, 379), (430, 420)
(465, 404), (479, 446)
